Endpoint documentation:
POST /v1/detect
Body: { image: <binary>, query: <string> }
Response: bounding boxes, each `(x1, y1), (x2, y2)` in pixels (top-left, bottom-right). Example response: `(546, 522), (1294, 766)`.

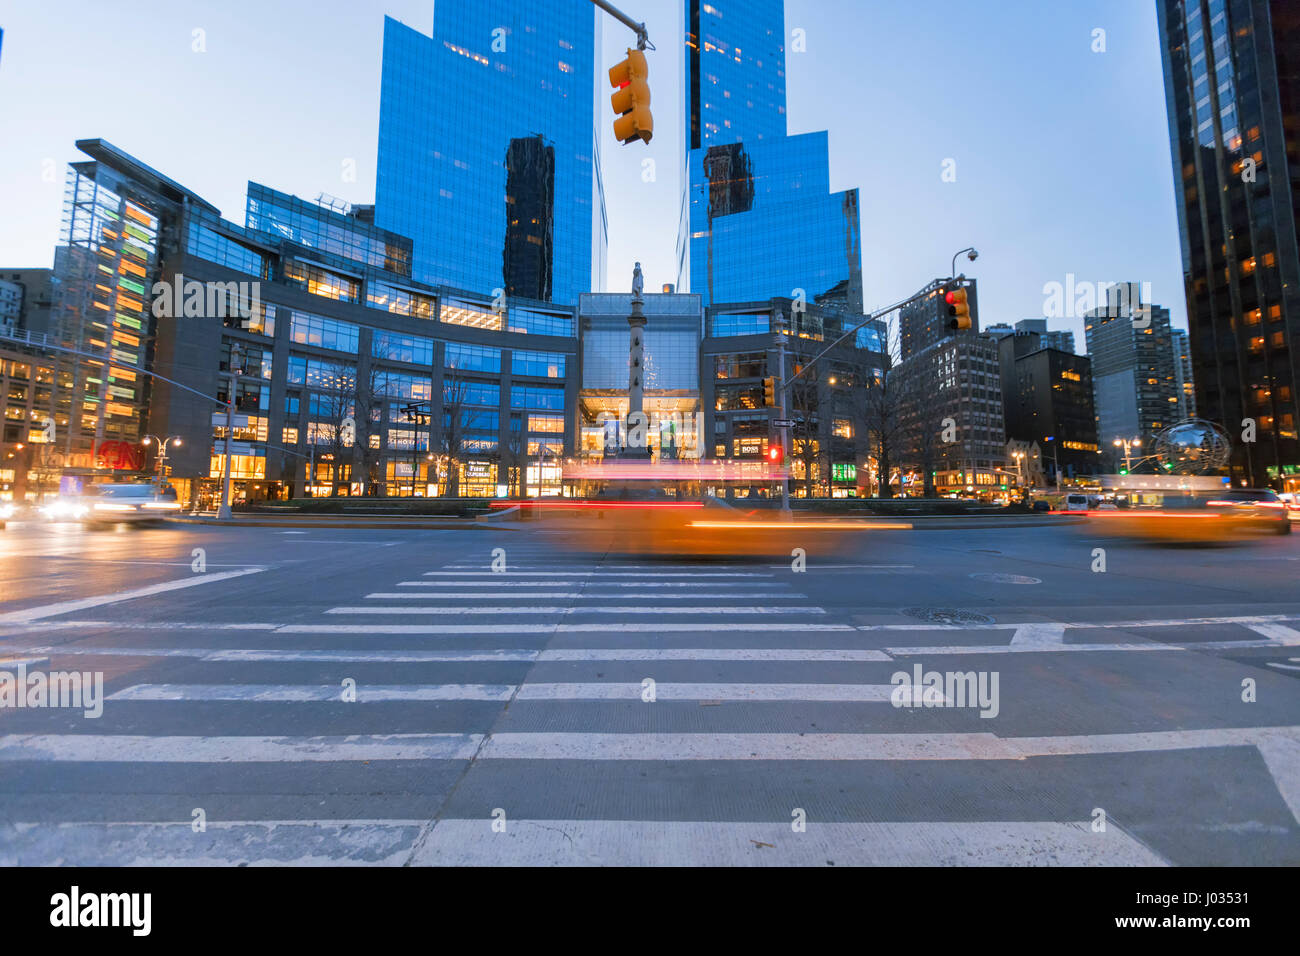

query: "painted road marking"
(0, 734), (482, 763)
(398, 580), (795, 588)
(1010, 623), (1066, 645)
(1246, 623), (1300, 644)
(2, 621), (859, 634)
(0, 567), (268, 625)
(513, 682), (932, 702)
(536, 648), (893, 662)
(362, 592), (808, 600)
(889, 642), (1181, 656)
(422, 571), (772, 578)
(108, 684), (516, 702)
(0, 821), (428, 867)
(406, 819), (1166, 867)
(478, 726), (1300, 763)
(326, 605), (827, 616)
(0, 645), (891, 663)
(0, 819), (1165, 867)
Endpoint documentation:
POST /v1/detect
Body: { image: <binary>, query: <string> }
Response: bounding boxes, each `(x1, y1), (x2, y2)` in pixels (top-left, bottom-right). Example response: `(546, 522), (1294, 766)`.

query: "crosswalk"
(2, 543), (1298, 866)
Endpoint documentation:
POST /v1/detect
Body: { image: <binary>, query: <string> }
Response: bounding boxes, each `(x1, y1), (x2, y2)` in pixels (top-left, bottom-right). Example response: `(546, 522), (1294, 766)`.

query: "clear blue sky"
(0, 0), (1186, 347)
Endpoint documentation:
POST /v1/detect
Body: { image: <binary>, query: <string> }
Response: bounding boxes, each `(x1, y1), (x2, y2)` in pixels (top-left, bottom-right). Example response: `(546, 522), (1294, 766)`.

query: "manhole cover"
(969, 572), (1042, 584)
(900, 607), (995, 626)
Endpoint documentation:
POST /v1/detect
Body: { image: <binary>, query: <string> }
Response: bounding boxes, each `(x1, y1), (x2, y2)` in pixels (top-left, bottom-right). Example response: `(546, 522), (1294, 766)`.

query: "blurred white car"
(43, 483), (180, 526)
(0, 500), (15, 529)
(39, 496), (90, 521)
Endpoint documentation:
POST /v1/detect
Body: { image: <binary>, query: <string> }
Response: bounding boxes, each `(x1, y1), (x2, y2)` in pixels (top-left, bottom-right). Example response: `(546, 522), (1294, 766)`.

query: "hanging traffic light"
(609, 48), (653, 145)
(768, 444), (783, 466)
(762, 376), (777, 407)
(945, 287), (971, 330)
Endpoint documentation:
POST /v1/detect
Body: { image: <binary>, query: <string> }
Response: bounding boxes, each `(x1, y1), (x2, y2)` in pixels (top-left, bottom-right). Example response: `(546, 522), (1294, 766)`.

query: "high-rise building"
(892, 332), (1007, 495)
(899, 277), (979, 360)
(677, 0), (863, 310)
(1172, 326), (1196, 418)
(701, 296), (886, 496)
(375, 3), (605, 304)
(45, 141), (201, 470)
(997, 331), (1099, 478)
(1083, 287), (1181, 447)
(1157, 0), (1300, 489)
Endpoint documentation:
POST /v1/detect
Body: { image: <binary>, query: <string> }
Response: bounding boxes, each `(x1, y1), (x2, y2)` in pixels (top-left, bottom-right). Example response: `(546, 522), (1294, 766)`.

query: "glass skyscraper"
(1157, 0), (1300, 489)
(676, 0), (863, 311)
(375, 1), (606, 305)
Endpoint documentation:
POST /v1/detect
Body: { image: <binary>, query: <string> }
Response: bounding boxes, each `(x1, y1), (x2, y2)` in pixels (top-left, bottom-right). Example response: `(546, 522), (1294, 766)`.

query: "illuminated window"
(441, 298), (502, 331)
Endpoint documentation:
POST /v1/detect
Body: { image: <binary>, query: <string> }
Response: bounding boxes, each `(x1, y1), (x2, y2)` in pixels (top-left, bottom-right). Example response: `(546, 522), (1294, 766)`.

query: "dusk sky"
(0, 0), (1186, 347)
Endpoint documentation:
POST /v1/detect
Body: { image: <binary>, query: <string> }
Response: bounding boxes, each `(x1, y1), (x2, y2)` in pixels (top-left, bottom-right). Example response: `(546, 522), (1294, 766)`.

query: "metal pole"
(784, 280), (958, 390)
(590, 0), (649, 48)
(773, 307), (790, 516)
(217, 342), (241, 520)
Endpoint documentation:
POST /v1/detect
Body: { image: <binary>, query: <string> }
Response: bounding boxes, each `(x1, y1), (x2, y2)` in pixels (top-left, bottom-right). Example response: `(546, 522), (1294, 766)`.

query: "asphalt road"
(0, 518), (1297, 866)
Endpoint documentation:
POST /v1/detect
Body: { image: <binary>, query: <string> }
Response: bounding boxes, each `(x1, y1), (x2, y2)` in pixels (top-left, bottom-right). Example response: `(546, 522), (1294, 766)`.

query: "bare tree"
(896, 363), (949, 498)
(500, 412), (529, 498)
(853, 362), (906, 498)
(355, 353), (387, 497)
(314, 360), (356, 496)
(437, 368), (472, 499)
(788, 363), (822, 498)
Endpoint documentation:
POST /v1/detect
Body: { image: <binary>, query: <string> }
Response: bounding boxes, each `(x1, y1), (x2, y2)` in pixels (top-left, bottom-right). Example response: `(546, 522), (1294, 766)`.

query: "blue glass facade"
(677, 0), (863, 311)
(375, 2), (606, 305)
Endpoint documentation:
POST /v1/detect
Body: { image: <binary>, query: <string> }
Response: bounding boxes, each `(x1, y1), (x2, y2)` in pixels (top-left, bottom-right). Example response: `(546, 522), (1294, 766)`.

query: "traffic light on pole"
(945, 287), (971, 330)
(609, 48), (653, 144)
(768, 444), (783, 466)
(762, 376), (777, 407)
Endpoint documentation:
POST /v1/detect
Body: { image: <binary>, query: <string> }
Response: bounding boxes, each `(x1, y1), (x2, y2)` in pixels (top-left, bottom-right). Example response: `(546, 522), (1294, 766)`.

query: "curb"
(164, 515), (485, 530)
(160, 513), (1089, 531)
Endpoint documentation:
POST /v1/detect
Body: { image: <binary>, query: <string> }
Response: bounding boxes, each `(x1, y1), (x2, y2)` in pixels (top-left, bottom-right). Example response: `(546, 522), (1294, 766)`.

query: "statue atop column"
(622, 261), (651, 460)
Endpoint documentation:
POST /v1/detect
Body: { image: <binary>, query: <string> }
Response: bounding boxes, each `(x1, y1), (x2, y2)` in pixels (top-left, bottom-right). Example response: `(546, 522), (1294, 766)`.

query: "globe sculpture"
(1152, 418), (1232, 475)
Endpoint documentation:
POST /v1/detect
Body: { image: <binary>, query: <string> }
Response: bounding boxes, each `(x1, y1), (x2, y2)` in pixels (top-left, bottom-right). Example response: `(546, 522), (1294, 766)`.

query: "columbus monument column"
(622, 262), (652, 460)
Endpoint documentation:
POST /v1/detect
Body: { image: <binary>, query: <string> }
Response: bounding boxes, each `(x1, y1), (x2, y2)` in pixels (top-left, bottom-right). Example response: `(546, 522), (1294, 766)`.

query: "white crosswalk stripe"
(4, 555), (1295, 867)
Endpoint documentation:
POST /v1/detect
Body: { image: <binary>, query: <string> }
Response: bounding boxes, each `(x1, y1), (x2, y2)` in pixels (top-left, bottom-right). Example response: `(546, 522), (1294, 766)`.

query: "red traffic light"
(609, 48), (653, 145)
(945, 287), (971, 330)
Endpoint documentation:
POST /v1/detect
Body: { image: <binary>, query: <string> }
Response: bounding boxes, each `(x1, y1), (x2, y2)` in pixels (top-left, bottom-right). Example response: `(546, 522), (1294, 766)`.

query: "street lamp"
(217, 342), (243, 520)
(1113, 436), (1141, 474)
(950, 247), (979, 278)
(141, 434), (183, 485)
